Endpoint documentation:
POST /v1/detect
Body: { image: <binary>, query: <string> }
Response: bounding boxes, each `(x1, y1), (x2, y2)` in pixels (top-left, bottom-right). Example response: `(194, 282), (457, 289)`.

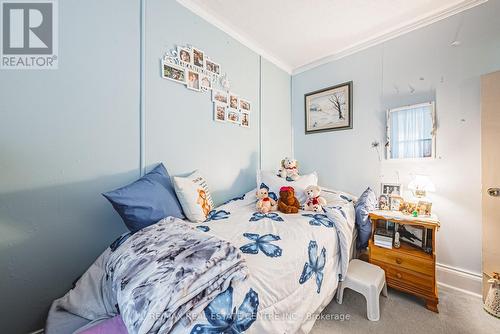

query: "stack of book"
(374, 228), (394, 249)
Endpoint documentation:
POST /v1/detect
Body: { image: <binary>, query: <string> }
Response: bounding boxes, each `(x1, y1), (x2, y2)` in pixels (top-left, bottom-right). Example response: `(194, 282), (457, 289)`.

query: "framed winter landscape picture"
(304, 81), (353, 134)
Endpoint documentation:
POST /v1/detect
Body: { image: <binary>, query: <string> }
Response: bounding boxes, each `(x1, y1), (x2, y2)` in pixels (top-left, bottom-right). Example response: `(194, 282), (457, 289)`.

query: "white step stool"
(336, 259), (388, 321)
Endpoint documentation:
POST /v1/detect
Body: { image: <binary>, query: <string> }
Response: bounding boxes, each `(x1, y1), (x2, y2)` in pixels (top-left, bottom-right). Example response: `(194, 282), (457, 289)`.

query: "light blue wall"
(261, 58), (292, 171)
(0, 0), (290, 332)
(144, 0), (260, 205)
(292, 0), (500, 274)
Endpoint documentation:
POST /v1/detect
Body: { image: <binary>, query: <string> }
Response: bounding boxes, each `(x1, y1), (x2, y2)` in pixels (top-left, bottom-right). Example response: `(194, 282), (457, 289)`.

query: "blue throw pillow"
(354, 187), (377, 249)
(103, 163), (185, 232)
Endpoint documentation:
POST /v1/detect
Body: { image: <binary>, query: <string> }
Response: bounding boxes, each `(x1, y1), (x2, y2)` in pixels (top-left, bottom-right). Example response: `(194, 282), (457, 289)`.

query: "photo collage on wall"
(162, 45), (251, 128)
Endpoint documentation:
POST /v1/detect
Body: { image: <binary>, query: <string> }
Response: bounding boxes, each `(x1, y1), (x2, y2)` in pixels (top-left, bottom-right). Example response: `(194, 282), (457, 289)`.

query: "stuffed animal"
(256, 187), (277, 213)
(278, 157), (300, 181)
(304, 185), (327, 212)
(278, 186), (301, 214)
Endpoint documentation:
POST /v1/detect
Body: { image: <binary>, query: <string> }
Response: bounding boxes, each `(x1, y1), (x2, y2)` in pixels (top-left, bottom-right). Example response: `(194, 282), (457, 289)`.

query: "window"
(387, 102), (435, 160)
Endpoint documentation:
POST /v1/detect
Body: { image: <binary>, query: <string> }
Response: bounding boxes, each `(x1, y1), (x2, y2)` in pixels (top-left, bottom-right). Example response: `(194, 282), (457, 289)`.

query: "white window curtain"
(390, 105), (433, 159)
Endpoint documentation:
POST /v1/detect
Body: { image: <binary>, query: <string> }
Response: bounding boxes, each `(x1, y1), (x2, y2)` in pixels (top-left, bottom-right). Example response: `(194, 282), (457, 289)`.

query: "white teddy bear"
(304, 185), (327, 212)
(278, 157), (300, 181)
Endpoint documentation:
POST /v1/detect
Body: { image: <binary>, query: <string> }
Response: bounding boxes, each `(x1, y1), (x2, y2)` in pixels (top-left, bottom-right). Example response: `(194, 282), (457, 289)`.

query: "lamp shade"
(408, 175), (436, 193)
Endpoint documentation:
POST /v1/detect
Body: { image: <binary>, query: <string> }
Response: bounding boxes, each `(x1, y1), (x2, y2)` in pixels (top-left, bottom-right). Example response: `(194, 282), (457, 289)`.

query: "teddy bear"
(304, 185), (327, 212)
(256, 187), (277, 213)
(278, 186), (301, 214)
(278, 157), (300, 181)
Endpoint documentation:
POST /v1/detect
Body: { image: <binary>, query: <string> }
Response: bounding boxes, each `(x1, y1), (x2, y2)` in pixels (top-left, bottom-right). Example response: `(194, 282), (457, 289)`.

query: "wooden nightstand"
(368, 210), (440, 313)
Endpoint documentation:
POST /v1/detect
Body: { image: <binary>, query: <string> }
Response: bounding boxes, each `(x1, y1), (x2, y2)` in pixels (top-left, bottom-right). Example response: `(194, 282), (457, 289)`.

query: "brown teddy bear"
(278, 186), (301, 214)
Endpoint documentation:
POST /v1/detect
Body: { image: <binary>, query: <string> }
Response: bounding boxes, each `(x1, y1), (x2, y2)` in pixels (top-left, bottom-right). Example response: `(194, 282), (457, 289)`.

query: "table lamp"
(408, 174), (436, 198)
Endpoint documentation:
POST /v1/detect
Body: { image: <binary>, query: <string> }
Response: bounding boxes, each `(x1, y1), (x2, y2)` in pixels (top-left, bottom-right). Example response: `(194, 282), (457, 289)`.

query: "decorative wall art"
(162, 45), (251, 128)
(304, 81), (353, 134)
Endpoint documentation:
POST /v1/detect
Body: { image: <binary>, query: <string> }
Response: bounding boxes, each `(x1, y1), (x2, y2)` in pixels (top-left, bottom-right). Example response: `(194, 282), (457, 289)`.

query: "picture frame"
(161, 60), (186, 84)
(177, 47), (192, 65)
(389, 195), (404, 211)
(186, 69), (200, 91)
(229, 93), (239, 110)
(205, 59), (220, 75)
(304, 81), (353, 134)
(212, 90), (228, 104)
(398, 224), (425, 249)
(193, 48), (205, 67)
(239, 99), (251, 112)
(381, 183), (402, 196)
(240, 112), (249, 128)
(227, 110), (240, 124)
(214, 103), (226, 123)
(378, 194), (390, 210)
(417, 201), (432, 216)
(200, 75), (212, 91)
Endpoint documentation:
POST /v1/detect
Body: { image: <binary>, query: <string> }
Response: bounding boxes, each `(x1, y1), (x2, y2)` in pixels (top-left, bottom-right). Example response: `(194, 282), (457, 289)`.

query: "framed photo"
(240, 112), (249, 128)
(389, 195), (403, 211)
(193, 48), (204, 67)
(214, 103), (226, 123)
(205, 59), (220, 75)
(227, 110), (239, 124)
(398, 224), (425, 249)
(381, 183), (401, 196)
(417, 201), (432, 216)
(186, 70), (200, 91)
(304, 81), (353, 134)
(229, 93), (239, 110)
(212, 90), (228, 104)
(162, 61), (186, 83)
(239, 99), (251, 112)
(378, 195), (389, 210)
(177, 47), (192, 65)
(200, 75), (212, 91)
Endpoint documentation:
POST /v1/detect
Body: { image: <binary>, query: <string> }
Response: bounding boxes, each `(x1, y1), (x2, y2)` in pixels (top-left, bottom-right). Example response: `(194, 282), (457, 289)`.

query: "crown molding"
(292, 0), (488, 74)
(176, 0), (293, 74)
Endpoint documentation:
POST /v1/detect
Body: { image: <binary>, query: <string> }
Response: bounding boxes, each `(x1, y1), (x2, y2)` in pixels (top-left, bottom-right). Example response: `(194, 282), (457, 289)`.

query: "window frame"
(386, 101), (436, 161)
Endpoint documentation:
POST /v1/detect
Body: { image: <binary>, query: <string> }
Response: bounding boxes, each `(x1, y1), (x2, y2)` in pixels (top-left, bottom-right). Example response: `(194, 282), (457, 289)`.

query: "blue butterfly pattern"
(222, 194), (246, 205)
(190, 286), (259, 334)
(205, 210), (231, 222)
(340, 194), (353, 202)
(259, 183), (277, 201)
(299, 240), (326, 293)
(196, 225), (210, 232)
(239, 233), (283, 258)
(249, 212), (284, 222)
(301, 213), (334, 228)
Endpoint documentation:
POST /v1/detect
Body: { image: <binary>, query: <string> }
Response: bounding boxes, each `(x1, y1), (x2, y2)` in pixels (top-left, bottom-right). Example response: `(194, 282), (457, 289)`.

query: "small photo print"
(214, 103), (226, 122)
(229, 93), (239, 109)
(240, 112), (249, 128)
(205, 59), (220, 75)
(177, 47), (192, 64)
(193, 48), (204, 67)
(212, 90), (228, 104)
(186, 70), (200, 91)
(239, 99), (251, 112)
(381, 183), (401, 196)
(227, 110), (240, 124)
(200, 75), (212, 91)
(162, 61), (186, 83)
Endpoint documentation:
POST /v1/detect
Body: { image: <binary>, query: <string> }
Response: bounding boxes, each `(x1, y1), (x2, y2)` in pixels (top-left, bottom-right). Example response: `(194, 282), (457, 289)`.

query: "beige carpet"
(311, 286), (500, 334)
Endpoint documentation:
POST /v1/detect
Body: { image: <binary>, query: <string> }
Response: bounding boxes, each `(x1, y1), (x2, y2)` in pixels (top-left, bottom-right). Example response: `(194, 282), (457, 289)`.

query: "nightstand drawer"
(372, 260), (435, 292)
(371, 245), (434, 276)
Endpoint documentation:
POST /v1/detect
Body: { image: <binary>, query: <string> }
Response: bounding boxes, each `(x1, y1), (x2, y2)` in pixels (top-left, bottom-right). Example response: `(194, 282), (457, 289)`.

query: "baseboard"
(28, 330), (44, 334)
(436, 263), (482, 297)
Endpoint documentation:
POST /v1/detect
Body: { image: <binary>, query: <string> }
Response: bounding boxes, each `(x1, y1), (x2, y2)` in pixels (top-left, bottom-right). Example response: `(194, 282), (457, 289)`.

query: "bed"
(46, 188), (357, 334)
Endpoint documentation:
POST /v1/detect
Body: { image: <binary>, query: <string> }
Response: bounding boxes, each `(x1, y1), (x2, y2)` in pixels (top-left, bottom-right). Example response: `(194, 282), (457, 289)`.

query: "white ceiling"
(177, 0), (487, 73)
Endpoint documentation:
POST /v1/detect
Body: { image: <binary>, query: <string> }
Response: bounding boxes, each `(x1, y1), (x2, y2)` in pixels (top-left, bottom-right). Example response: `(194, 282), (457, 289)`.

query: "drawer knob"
(396, 273), (402, 279)
(396, 258), (403, 264)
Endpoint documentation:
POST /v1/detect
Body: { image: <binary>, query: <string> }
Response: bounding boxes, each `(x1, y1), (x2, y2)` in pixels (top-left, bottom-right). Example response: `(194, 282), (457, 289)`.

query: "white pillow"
(257, 170), (318, 204)
(173, 170), (214, 222)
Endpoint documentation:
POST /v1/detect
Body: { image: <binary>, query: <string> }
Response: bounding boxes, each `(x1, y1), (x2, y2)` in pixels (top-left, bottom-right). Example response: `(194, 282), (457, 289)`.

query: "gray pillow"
(354, 187), (377, 249)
